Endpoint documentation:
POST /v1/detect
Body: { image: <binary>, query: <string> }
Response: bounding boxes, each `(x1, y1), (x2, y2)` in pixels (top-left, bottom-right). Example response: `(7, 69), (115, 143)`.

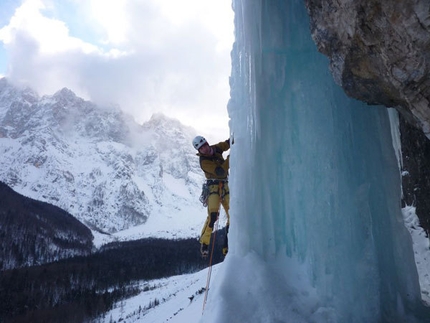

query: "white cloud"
(87, 0), (130, 45)
(0, 0), (99, 54)
(0, 0), (234, 138)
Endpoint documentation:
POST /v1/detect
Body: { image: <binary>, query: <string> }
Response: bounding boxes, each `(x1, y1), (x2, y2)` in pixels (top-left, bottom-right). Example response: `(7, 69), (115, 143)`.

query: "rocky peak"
(0, 78), (39, 116)
(140, 113), (200, 181)
(142, 113), (196, 150)
(54, 87), (77, 98)
(143, 113), (194, 134)
(50, 88), (85, 109)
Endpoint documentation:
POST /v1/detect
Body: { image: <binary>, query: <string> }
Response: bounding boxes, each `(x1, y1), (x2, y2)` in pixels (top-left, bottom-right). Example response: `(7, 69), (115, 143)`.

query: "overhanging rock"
(305, 0), (430, 137)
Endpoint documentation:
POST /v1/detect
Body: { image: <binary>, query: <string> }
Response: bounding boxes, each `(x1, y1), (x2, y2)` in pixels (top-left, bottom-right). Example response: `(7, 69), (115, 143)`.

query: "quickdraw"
(199, 182), (209, 207)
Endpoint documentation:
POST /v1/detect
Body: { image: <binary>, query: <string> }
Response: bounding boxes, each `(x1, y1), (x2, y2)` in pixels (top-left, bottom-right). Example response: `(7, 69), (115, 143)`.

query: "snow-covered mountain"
(0, 77), (207, 239)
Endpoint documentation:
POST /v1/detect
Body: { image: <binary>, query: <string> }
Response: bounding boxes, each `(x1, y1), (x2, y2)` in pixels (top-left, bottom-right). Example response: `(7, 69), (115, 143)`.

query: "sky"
(0, 0), (234, 142)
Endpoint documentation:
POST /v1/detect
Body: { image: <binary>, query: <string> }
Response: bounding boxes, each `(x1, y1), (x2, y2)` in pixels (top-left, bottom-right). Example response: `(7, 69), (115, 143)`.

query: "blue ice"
(202, 0), (430, 322)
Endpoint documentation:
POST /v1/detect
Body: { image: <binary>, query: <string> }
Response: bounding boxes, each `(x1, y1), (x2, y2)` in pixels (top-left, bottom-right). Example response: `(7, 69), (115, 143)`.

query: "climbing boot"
(200, 244), (209, 257)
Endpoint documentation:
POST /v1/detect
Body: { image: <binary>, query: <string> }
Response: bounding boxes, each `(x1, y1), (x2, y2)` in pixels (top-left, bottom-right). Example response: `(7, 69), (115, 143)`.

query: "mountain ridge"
(0, 180), (93, 270)
(0, 77), (206, 239)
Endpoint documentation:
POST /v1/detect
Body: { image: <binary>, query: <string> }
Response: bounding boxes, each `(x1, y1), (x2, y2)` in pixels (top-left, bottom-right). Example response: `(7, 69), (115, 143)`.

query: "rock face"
(305, 0), (430, 136)
(400, 115), (430, 235)
(305, 0), (430, 235)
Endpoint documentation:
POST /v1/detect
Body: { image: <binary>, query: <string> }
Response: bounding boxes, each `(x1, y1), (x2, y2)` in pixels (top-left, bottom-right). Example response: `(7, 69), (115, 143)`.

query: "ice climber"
(192, 135), (230, 257)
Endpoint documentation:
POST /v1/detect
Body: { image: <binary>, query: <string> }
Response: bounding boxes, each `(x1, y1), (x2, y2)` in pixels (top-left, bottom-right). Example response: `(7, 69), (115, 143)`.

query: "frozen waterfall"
(202, 0), (430, 322)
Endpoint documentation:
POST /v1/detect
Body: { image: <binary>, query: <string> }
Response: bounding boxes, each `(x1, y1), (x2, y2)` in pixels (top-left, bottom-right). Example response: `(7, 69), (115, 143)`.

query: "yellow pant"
(200, 183), (230, 248)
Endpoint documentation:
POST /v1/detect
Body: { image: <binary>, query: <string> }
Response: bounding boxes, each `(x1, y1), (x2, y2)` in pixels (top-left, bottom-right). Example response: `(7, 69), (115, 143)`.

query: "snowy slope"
(90, 208), (430, 323)
(403, 206), (430, 305)
(96, 265), (220, 323)
(0, 78), (209, 240)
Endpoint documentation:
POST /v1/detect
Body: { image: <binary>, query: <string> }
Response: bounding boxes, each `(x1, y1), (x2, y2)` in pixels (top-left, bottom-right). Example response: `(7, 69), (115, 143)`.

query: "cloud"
(0, 0), (233, 138)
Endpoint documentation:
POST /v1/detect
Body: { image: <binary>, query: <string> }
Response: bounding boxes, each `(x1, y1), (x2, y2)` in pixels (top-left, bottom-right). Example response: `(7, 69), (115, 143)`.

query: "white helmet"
(192, 135), (207, 150)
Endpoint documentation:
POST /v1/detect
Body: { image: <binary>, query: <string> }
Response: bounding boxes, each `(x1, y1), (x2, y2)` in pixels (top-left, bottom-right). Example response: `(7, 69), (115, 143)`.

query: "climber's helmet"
(192, 135), (207, 150)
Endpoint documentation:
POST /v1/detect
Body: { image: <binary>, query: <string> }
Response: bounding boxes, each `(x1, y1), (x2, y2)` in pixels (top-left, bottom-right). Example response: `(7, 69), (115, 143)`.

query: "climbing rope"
(202, 215), (219, 313)
(202, 182), (223, 314)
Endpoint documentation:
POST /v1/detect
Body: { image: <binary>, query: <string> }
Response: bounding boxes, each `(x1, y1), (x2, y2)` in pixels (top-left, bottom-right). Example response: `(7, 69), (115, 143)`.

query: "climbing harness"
(200, 179), (228, 207)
